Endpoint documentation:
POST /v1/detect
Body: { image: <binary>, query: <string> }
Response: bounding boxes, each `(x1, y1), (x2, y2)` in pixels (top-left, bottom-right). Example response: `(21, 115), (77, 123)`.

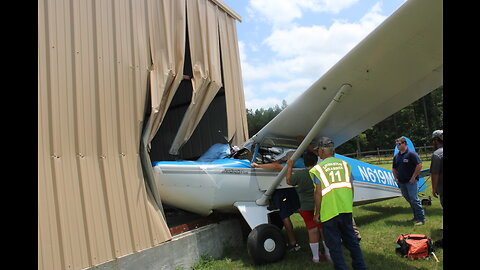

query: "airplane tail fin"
(394, 136), (427, 193)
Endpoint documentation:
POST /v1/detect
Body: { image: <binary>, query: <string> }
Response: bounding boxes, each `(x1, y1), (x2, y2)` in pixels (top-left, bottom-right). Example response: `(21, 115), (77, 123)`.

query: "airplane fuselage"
(152, 155), (401, 216)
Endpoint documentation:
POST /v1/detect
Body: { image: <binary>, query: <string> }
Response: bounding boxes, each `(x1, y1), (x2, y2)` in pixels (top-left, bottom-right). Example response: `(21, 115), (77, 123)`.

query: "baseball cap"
(432, 130), (443, 140)
(314, 137), (334, 149)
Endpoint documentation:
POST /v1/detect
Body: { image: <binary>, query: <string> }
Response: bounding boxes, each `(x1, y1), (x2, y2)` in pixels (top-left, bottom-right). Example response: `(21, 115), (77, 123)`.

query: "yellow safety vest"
(309, 157), (353, 222)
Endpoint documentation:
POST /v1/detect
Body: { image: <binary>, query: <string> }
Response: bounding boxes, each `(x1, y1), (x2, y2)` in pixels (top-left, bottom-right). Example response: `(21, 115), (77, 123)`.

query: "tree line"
(246, 86), (443, 154)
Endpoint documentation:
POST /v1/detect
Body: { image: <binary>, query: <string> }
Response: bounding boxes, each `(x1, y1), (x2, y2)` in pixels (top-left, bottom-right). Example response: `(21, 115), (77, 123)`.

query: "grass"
(355, 152), (432, 165)
(192, 161), (443, 270)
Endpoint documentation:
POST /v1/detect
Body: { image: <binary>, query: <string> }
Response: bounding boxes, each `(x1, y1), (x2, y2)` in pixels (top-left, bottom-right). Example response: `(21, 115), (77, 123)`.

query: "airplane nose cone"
(153, 164), (216, 216)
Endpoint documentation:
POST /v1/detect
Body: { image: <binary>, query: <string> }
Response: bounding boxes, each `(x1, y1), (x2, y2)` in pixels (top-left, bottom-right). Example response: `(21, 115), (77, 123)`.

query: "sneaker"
(312, 257), (320, 263)
(320, 253), (332, 262)
(287, 243), (300, 252)
(414, 221), (425, 226)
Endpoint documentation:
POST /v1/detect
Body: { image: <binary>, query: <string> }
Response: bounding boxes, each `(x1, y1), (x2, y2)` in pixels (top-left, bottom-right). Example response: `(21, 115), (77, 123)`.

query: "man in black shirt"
(392, 137), (426, 226)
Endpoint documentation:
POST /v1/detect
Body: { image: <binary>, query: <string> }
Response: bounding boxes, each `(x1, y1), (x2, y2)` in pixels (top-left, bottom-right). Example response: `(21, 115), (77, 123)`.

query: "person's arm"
(285, 159), (294, 185)
(351, 172), (355, 199)
(431, 173), (439, 198)
(409, 163), (422, 184)
(314, 182), (322, 223)
(251, 161), (284, 171)
(392, 157), (399, 183)
(312, 173), (323, 222)
(348, 164), (354, 197)
(430, 154), (441, 197)
(392, 168), (399, 183)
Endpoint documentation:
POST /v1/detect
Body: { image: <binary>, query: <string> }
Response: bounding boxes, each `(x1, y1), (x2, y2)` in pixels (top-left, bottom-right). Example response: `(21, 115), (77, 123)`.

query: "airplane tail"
(394, 136), (427, 193)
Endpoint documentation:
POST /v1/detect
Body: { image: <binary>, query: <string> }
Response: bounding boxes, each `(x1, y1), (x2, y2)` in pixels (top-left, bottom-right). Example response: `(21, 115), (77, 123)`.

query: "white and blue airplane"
(152, 0), (441, 264)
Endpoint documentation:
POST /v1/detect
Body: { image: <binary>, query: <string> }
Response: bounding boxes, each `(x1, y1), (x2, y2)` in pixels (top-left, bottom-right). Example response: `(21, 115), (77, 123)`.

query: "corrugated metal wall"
(38, 0), (172, 269)
(38, 0), (244, 269)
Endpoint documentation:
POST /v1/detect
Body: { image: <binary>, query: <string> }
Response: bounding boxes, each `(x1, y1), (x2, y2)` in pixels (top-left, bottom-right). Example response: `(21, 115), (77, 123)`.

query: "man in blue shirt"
(392, 137), (426, 226)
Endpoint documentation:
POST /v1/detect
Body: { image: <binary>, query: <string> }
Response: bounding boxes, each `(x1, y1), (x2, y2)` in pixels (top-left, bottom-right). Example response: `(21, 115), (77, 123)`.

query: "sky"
(221, 0), (407, 111)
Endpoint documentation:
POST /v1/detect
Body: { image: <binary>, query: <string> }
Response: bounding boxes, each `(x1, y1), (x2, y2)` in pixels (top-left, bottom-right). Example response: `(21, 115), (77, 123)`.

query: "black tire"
(247, 223), (286, 265)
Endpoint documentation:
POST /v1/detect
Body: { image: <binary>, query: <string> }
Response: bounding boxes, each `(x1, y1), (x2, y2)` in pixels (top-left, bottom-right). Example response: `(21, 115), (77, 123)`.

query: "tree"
(246, 100), (287, 137)
(337, 86), (443, 153)
(246, 86), (443, 154)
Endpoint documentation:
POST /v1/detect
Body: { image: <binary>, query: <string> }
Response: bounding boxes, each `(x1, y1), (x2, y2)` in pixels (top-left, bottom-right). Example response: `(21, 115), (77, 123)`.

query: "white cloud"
(244, 78), (313, 111)
(259, 78), (314, 93)
(241, 2), (391, 109)
(264, 2), (387, 63)
(247, 0), (359, 28)
(238, 40), (247, 62)
(318, 0), (361, 13)
(246, 96), (284, 111)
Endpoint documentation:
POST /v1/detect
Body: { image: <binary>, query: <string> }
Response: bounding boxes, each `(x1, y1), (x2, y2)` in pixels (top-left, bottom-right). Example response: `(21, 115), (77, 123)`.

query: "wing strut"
(255, 83), (353, 206)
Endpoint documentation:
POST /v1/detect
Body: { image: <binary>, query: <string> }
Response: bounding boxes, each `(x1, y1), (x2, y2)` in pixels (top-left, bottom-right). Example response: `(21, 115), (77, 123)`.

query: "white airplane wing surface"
(249, 0), (442, 147)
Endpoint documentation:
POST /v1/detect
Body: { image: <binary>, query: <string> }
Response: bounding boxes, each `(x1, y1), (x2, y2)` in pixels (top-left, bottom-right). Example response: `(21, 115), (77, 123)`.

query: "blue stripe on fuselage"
(335, 154), (398, 188)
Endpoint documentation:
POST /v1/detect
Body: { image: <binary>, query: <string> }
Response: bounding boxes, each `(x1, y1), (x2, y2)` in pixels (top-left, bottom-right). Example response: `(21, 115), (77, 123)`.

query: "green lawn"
(192, 161), (443, 270)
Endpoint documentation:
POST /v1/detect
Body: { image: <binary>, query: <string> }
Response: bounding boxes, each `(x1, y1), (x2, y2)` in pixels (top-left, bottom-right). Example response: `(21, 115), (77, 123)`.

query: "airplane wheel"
(247, 223), (286, 265)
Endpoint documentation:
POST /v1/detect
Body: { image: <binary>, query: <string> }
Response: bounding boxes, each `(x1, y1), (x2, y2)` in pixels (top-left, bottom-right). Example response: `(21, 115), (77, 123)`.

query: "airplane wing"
(248, 0), (442, 148)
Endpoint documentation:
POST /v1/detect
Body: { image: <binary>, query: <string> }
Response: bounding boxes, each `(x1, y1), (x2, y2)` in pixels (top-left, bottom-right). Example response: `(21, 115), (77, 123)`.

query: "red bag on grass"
(396, 234), (434, 259)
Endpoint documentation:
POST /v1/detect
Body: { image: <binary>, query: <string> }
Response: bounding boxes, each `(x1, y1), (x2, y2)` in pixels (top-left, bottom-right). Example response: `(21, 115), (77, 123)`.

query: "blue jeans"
(398, 181), (425, 222)
(322, 213), (367, 270)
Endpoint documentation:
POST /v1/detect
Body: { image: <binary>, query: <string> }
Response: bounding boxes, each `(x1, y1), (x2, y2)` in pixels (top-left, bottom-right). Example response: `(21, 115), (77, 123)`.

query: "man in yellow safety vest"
(311, 137), (366, 270)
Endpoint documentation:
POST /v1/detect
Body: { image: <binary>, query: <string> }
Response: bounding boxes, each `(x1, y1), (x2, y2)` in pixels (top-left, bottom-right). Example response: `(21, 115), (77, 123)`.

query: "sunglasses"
(395, 142), (405, 146)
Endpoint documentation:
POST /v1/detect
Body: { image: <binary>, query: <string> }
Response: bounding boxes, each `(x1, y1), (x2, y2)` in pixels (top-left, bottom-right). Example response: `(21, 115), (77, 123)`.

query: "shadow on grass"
(217, 242), (436, 270)
(354, 206), (410, 226)
(361, 249), (437, 270)
(355, 204), (444, 227)
(430, 227), (443, 242)
(208, 208), (444, 270)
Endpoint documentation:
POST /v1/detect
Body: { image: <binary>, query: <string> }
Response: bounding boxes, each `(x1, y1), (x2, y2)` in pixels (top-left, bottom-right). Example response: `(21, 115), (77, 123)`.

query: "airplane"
(152, 0), (442, 265)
